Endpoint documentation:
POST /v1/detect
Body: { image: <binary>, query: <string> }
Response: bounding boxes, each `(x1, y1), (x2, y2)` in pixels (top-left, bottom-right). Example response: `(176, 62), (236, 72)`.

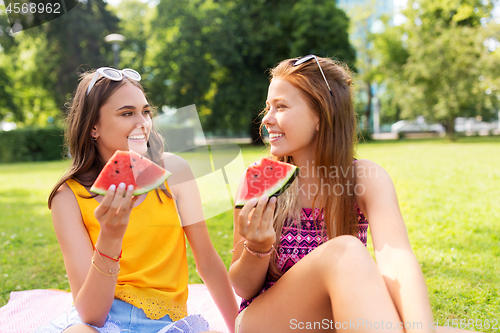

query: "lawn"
(0, 136), (499, 331)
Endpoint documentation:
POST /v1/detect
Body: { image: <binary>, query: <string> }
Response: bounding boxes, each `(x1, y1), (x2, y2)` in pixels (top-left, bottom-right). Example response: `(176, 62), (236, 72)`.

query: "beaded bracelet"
(95, 246), (122, 262)
(243, 241), (275, 259)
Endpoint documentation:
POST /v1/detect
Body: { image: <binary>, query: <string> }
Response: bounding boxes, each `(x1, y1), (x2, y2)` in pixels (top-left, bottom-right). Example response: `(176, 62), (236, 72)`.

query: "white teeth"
(269, 133), (284, 139)
(128, 134), (146, 140)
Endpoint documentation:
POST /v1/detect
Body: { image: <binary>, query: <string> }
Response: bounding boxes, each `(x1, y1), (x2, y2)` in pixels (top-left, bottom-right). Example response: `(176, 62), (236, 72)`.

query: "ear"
(92, 125), (99, 139)
(316, 122), (319, 131)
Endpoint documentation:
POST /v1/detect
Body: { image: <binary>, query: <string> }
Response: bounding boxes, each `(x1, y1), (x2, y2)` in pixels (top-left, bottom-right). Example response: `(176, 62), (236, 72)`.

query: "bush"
(0, 127), (65, 163)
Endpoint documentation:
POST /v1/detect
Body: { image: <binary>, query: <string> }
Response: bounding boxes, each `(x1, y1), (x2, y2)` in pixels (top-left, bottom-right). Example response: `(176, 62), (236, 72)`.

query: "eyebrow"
(116, 104), (150, 112)
(266, 98), (287, 105)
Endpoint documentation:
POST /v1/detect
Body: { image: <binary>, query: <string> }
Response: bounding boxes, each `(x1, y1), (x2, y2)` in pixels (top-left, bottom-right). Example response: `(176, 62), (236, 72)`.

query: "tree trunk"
(364, 81), (372, 131)
(444, 115), (457, 141)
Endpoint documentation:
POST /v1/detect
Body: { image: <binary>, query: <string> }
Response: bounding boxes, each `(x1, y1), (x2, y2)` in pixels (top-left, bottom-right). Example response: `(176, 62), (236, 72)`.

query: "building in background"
(337, 0), (396, 136)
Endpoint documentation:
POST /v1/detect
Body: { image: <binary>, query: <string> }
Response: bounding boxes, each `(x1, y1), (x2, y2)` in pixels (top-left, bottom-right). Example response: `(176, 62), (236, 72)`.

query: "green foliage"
(110, 0), (154, 71)
(0, 0), (120, 125)
(36, 0), (120, 108)
(146, 0), (356, 139)
(0, 127), (65, 163)
(1, 33), (61, 126)
(373, 0), (500, 139)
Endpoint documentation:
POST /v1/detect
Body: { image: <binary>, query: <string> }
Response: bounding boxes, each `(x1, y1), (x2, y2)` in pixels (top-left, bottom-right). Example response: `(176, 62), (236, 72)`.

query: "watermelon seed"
(130, 165), (133, 168)
(115, 170), (119, 174)
(114, 161), (118, 164)
(133, 158), (136, 162)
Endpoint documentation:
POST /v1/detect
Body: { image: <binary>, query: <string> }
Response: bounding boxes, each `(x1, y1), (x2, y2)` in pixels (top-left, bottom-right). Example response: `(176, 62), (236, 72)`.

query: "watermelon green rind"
(129, 170), (171, 196)
(234, 159), (299, 208)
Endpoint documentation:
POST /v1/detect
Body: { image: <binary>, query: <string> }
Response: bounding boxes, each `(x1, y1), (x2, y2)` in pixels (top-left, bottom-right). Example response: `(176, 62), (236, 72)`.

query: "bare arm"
(227, 171), (277, 300)
(184, 223), (238, 333)
(165, 153), (238, 332)
(355, 159), (435, 333)
(52, 182), (136, 327)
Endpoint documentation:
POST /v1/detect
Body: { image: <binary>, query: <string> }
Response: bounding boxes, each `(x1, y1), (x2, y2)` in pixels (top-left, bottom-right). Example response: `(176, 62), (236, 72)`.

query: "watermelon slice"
(235, 158), (299, 208)
(90, 150), (171, 196)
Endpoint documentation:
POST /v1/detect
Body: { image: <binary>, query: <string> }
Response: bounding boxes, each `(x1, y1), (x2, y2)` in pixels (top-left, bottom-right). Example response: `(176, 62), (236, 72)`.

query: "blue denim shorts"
(34, 298), (210, 333)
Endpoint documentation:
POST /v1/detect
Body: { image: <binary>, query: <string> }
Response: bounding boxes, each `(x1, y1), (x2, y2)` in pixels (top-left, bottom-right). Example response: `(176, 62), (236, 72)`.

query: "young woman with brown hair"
(229, 56), (435, 333)
(37, 68), (237, 333)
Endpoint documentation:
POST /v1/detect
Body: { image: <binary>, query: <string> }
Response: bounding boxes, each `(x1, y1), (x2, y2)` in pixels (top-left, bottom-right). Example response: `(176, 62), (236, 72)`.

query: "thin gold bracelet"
(96, 249), (119, 274)
(91, 258), (120, 277)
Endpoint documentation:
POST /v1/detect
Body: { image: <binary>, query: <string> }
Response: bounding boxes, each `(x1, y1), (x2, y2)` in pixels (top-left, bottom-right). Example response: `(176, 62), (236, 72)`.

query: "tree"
(376, 0), (500, 140)
(0, 0), (120, 125)
(110, 0), (155, 72)
(146, 0), (356, 142)
(0, 5), (18, 123)
(37, 0), (120, 108)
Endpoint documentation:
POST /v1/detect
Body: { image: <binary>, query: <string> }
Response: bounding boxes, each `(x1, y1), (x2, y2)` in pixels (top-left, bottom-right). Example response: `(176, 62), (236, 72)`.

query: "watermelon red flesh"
(90, 150), (171, 196)
(235, 158), (299, 208)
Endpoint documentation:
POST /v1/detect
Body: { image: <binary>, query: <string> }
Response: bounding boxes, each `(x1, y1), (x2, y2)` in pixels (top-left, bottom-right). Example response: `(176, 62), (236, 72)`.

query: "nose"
(262, 108), (276, 127)
(137, 112), (151, 125)
(134, 114), (151, 132)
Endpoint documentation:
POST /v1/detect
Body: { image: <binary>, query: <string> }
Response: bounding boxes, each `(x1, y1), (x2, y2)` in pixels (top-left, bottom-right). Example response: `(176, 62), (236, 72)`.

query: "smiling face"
(262, 78), (320, 161)
(93, 83), (152, 162)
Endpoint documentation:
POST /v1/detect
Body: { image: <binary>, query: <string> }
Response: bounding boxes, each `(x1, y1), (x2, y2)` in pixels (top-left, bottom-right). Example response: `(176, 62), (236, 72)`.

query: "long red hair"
(262, 56), (359, 280)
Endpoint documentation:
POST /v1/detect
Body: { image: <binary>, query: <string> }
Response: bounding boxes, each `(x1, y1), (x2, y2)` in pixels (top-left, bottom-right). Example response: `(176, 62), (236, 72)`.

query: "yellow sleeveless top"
(66, 179), (189, 320)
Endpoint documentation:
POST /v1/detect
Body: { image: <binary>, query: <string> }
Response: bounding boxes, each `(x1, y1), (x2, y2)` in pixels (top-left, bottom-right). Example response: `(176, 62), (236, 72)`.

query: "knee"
(328, 235), (367, 253)
(317, 235), (372, 267)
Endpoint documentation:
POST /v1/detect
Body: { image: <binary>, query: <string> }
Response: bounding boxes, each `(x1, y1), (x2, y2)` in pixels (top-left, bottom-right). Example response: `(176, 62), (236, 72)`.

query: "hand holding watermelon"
(90, 150), (171, 240)
(90, 150), (171, 196)
(237, 196), (277, 253)
(234, 158), (298, 252)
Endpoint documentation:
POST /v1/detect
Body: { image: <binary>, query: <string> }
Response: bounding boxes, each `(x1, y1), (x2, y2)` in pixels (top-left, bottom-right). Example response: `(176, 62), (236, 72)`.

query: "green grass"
(1, 137), (499, 331)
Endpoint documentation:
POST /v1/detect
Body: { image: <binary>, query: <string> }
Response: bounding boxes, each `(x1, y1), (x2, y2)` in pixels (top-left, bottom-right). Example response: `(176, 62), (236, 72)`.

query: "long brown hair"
(48, 69), (170, 208)
(263, 56), (359, 280)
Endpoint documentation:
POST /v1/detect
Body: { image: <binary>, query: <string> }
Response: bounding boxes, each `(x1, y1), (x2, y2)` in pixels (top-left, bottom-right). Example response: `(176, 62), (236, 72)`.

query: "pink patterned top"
(239, 161), (369, 312)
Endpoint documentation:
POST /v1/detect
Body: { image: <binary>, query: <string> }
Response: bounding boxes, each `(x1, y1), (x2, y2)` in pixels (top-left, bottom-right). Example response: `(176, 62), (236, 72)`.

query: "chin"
(128, 143), (148, 155)
(269, 146), (287, 157)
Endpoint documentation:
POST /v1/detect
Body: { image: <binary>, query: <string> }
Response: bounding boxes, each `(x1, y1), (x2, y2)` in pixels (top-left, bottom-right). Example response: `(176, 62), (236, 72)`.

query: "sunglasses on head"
(292, 55), (333, 97)
(86, 67), (141, 95)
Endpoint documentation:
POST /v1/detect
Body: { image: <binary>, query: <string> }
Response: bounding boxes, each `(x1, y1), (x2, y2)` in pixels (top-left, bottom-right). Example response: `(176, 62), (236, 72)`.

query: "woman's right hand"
(94, 182), (138, 241)
(237, 196), (277, 253)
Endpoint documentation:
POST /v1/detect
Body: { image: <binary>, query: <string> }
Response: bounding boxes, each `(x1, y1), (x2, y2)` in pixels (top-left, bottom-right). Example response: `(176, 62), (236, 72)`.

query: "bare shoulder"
(51, 182), (78, 211)
(353, 159), (394, 215)
(353, 158), (387, 176)
(353, 159), (411, 252)
(161, 152), (190, 173)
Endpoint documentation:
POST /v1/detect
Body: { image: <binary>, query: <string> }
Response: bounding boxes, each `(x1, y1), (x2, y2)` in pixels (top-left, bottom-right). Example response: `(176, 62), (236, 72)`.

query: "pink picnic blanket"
(0, 285), (240, 333)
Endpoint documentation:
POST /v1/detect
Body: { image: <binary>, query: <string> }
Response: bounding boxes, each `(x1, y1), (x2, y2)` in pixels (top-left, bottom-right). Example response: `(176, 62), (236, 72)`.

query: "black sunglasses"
(293, 55), (333, 97)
